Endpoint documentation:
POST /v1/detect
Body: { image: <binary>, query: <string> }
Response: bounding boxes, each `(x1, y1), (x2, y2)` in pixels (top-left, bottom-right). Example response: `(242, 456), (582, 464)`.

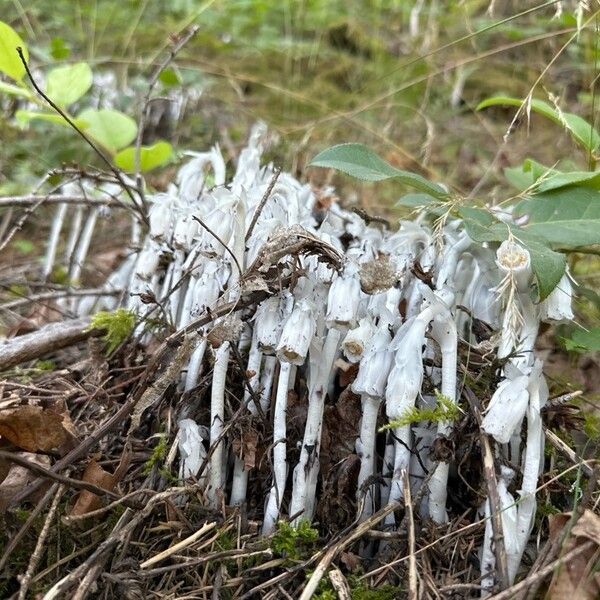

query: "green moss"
(88, 308), (136, 355)
(142, 436), (168, 475)
(271, 520), (319, 560)
(350, 581), (404, 600)
(380, 389), (461, 431)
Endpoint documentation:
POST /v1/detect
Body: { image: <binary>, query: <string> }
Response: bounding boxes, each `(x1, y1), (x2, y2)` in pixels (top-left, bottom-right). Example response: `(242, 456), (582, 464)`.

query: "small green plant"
(271, 520), (319, 560)
(350, 582), (404, 600)
(379, 390), (461, 431)
(88, 308), (136, 354)
(142, 436), (168, 475)
(0, 20), (173, 173)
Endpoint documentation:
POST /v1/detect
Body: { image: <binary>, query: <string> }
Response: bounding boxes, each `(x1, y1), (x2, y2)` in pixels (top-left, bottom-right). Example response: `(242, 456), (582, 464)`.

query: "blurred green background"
(2, 0), (598, 212)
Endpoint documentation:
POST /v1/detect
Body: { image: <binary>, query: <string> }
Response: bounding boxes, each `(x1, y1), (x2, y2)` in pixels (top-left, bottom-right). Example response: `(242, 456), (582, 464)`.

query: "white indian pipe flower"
(481, 369), (530, 444)
(351, 326), (393, 398)
(276, 299), (316, 365)
(325, 266), (362, 330)
(177, 146), (226, 203)
(496, 239), (532, 293)
(341, 317), (376, 363)
(255, 293), (292, 354)
(148, 194), (175, 241)
(178, 418), (208, 484)
(540, 271), (574, 321)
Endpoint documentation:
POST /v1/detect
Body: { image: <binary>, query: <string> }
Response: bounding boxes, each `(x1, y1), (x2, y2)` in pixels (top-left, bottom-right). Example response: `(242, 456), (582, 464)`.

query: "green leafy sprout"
(88, 308), (136, 354)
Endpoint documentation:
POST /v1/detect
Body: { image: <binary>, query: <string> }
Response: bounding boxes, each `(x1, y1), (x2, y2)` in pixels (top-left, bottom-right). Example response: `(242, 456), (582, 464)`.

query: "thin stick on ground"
(464, 385), (509, 590)
(0, 451), (143, 508)
(18, 484), (65, 600)
(403, 469), (418, 600)
(298, 501), (400, 600)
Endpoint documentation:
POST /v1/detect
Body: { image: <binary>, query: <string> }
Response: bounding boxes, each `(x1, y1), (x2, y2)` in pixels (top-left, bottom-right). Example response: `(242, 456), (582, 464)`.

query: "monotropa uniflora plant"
(33, 124), (574, 592)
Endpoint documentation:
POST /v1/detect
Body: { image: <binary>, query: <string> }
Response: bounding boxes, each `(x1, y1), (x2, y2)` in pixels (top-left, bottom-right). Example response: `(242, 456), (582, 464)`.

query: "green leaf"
(395, 193), (437, 207)
(46, 62), (92, 108)
(0, 21), (28, 81)
(310, 143), (449, 199)
(516, 186), (600, 247)
(504, 165), (535, 191)
(114, 141), (173, 172)
(0, 80), (31, 99)
(533, 170), (600, 192)
(77, 108), (137, 153)
(50, 37), (70, 60)
(477, 96), (600, 151)
(159, 67), (181, 87)
(459, 206), (566, 300)
(15, 109), (87, 128)
(562, 327), (600, 352)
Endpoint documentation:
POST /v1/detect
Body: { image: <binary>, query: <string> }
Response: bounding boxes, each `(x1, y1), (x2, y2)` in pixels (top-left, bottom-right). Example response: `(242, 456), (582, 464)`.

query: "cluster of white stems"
(42, 125), (573, 592)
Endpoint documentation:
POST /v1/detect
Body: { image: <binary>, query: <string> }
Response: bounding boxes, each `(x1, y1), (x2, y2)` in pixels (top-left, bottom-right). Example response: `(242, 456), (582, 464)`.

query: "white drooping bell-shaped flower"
(385, 316), (426, 419)
(148, 194), (175, 242)
(135, 240), (163, 280)
(173, 215), (198, 251)
(326, 265), (362, 330)
(496, 239), (532, 292)
(177, 146), (226, 204)
(254, 292), (293, 354)
(341, 317), (376, 363)
(540, 272), (574, 321)
(481, 368), (530, 444)
(276, 299), (316, 365)
(178, 418), (208, 484)
(352, 326), (393, 398)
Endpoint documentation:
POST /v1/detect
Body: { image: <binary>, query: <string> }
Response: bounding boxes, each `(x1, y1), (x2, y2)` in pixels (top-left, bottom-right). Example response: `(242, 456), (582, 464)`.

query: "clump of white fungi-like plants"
(37, 126), (575, 590)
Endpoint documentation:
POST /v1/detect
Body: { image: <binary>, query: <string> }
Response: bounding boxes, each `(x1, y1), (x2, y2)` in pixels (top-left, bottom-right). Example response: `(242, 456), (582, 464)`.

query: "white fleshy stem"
(185, 339), (207, 391)
(63, 205), (84, 267)
(508, 365), (546, 582)
(262, 361), (293, 535)
(356, 394), (380, 519)
(259, 356), (277, 413)
(68, 209), (99, 298)
(208, 341), (230, 509)
(384, 425), (412, 527)
(230, 336), (264, 505)
(427, 313), (458, 523)
(168, 250), (185, 324)
(43, 203), (68, 279)
(380, 433), (395, 508)
(289, 327), (341, 525)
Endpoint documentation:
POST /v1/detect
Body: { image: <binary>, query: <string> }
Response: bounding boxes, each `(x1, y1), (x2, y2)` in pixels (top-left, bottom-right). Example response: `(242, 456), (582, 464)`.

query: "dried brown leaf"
(546, 510), (600, 600)
(0, 452), (51, 511)
(0, 404), (77, 453)
(69, 459), (116, 517)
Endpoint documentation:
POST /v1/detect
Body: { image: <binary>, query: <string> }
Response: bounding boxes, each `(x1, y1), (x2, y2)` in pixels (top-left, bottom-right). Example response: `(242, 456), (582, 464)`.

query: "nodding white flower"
(352, 326), (393, 398)
(385, 317), (426, 418)
(178, 418), (208, 482)
(326, 268), (362, 330)
(177, 146), (226, 203)
(173, 215), (198, 251)
(540, 272), (574, 321)
(191, 266), (222, 318)
(341, 317), (376, 363)
(276, 299), (316, 365)
(481, 371), (530, 444)
(254, 293), (293, 354)
(496, 239), (532, 292)
(135, 240), (163, 280)
(148, 194), (175, 241)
